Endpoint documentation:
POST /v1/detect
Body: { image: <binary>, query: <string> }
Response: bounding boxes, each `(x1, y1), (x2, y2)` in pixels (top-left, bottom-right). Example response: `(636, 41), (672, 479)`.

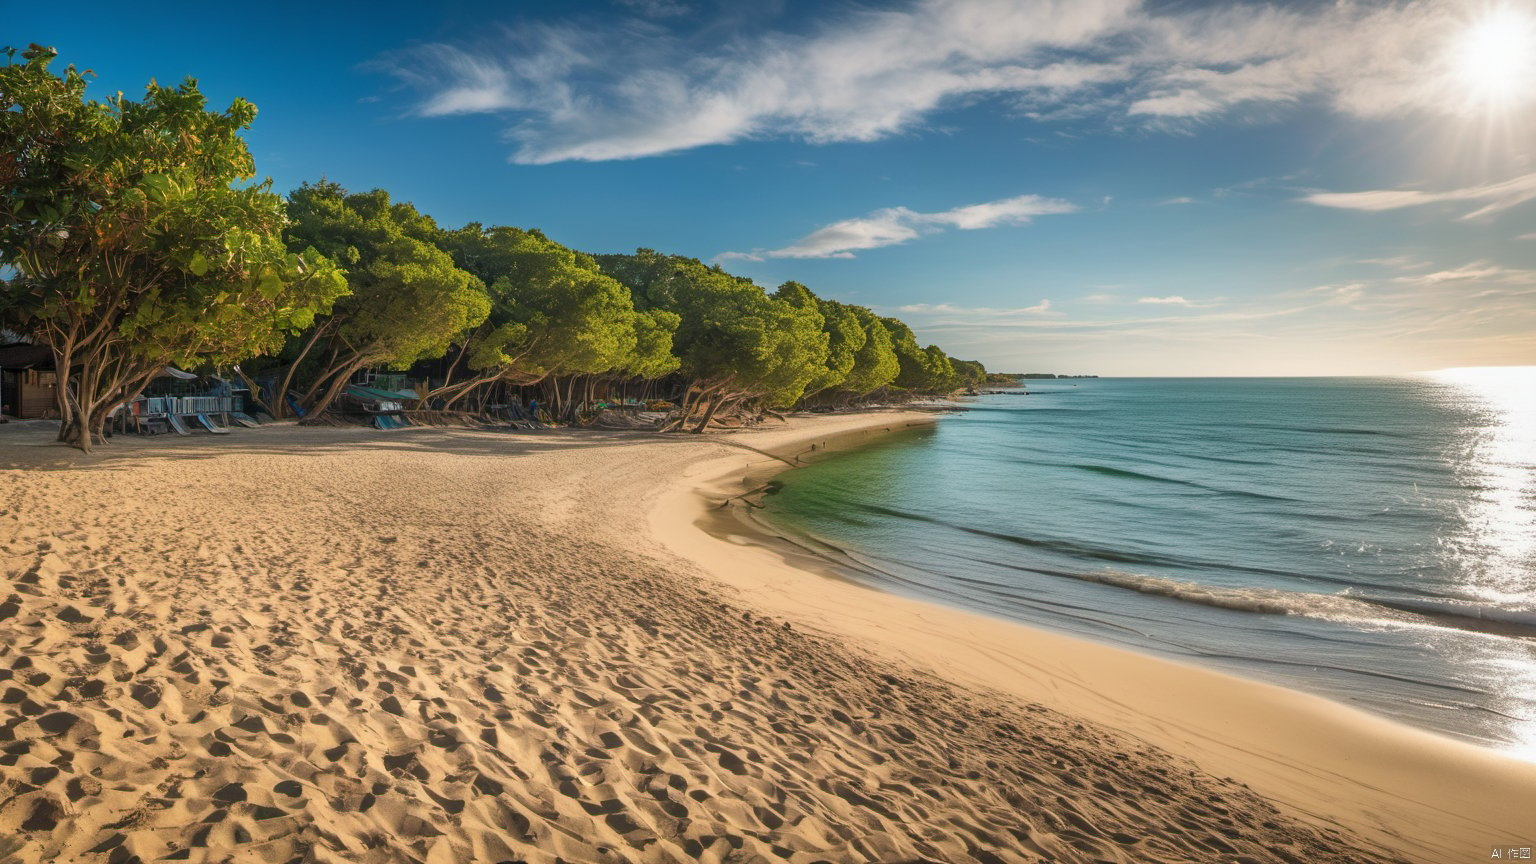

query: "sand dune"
(0, 413), (1487, 862)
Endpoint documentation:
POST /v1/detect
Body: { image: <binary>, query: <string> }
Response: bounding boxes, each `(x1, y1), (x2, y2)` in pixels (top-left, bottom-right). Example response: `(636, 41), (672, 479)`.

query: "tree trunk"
(691, 392), (725, 433)
(422, 339), (473, 409)
(272, 322), (334, 420)
(51, 339), (77, 443)
(660, 383), (695, 433)
(61, 344), (106, 452)
(64, 401), (96, 453)
(300, 357), (366, 423)
(296, 345), (343, 410)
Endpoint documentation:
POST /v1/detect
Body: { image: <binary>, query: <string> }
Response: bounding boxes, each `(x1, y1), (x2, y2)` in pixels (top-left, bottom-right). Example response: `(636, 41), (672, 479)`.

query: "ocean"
(761, 372), (1536, 757)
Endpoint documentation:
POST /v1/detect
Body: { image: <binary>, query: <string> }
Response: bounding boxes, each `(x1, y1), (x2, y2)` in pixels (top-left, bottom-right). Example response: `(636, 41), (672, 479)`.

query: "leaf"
(188, 251), (210, 276)
(140, 174), (171, 197)
(256, 271), (283, 300)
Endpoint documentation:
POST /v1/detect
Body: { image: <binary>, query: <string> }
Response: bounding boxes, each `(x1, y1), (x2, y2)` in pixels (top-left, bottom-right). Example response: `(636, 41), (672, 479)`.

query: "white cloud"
(713, 251), (767, 263)
(1358, 255), (1430, 270)
(375, 0), (1524, 164)
(929, 194), (1078, 230)
(382, 1), (1139, 163)
(720, 193), (1075, 260)
(913, 263), (1536, 375)
(899, 299), (1054, 315)
(1392, 263), (1532, 285)
(767, 209), (923, 259)
(1138, 295), (1192, 305)
(1302, 171), (1536, 220)
(1161, 196), (1194, 205)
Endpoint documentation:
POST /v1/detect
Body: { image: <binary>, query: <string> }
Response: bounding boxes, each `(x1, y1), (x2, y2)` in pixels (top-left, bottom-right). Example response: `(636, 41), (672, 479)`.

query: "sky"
(8, 0), (1536, 375)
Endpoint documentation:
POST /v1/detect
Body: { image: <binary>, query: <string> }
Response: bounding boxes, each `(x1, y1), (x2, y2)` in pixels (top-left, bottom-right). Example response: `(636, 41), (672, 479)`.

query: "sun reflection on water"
(1427, 366), (1536, 761)
(1429, 366), (1536, 602)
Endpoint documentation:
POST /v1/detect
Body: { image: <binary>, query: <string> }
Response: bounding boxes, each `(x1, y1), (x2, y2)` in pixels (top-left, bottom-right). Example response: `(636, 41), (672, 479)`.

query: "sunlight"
(1427, 367), (1536, 761)
(1428, 366), (1536, 603)
(1489, 652), (1536, 763)
(1451, 5), (1536, 109)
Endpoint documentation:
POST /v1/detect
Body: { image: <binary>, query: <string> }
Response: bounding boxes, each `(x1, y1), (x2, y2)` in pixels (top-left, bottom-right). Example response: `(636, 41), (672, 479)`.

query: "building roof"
(0, 343), (52, 370)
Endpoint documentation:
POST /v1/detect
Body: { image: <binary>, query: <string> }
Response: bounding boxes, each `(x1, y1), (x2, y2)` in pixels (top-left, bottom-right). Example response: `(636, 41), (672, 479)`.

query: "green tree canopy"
(921, 344), (959, 392)
(772, 281), (865, 399)
(597, 250), (828, 430)
(441, 225), (670, 383)
(627, 307), (683, 380)
(275, 182), (489, 418)
(950, 358), (988, 389)
(881, 317), (964, 393)
(0, 45), (347, 450)
(838, 305), (900, 396)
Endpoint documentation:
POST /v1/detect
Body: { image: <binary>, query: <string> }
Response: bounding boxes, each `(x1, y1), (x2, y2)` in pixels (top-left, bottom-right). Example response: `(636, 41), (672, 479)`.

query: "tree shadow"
(0, 419), (751, 472)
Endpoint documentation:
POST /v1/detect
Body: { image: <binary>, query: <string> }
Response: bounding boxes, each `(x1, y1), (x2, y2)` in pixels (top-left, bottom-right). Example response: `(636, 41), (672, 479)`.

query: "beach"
(1, 412), (1530, 863)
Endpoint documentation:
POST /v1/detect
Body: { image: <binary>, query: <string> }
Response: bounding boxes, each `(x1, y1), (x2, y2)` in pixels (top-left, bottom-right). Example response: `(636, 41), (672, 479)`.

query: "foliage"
(0, 44), (346, 450)
(773, 281), (866, 398)
(627, 308), (682, 380)
(277, 182), (488, 417)
(597, 250), (829, 427)
(951, 359), (988, 389)
(2, 45), (989, 442)
(837, 304), (900, 396)
(440, 224), (671, 383)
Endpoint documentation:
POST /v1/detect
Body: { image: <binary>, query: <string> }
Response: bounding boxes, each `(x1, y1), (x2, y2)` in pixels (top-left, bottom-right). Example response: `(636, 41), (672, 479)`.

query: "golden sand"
(0, 413), (1528, 862)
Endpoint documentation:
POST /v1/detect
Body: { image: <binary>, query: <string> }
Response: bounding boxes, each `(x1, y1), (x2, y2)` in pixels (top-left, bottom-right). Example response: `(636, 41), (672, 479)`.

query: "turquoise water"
(763, 372), (1536, 756)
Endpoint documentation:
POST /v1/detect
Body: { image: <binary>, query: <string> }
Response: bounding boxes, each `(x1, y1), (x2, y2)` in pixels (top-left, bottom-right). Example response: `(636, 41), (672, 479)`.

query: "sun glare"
(1452, 6), (1536, 108)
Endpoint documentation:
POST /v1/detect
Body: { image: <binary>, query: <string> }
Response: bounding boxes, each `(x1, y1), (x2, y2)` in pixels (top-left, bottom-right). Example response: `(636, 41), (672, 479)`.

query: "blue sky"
(9, 0), (1536, 375)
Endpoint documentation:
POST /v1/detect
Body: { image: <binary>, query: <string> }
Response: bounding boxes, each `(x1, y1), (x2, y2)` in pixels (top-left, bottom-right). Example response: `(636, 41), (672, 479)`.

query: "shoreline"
(0, 413), (1527, 863)
(651, 410), (1536, 864)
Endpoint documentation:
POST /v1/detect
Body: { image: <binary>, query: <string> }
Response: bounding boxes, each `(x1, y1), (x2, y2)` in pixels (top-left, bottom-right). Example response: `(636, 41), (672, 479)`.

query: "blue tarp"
(346, 385), (419, 402)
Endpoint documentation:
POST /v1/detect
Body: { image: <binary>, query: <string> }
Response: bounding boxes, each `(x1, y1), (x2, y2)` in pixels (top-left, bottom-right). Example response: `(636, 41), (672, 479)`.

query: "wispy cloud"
(898, 300), (1054, 315)
(373, 0), (1511, 164)
(1302, 171), (1536, 220)
(1081, 292), (1119, 304)
(1136, 295), (1222, 307)
(718, 193), (1076, 260)
(1358, 255), (1430, 270)
(1391, 262), (1534, 285)
(1160, 196), (1195, 205)
(907, 261), (1536, 374)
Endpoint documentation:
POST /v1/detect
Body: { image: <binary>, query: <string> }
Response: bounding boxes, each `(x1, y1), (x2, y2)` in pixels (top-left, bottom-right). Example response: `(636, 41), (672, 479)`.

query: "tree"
(772, 282), (865, 401)
(880, 316), (964, 393)
(626, 307), (682, 380)
(0, 45), (347, 451)
(838, 305), (900, 397)
(271, 183), (489, 419)
(435, 225), (671, 416)
(598, 250), (827, 431)
(882, 317), (930, 390)
(950, 358), (988, 390)
(921, 344), (959, 392)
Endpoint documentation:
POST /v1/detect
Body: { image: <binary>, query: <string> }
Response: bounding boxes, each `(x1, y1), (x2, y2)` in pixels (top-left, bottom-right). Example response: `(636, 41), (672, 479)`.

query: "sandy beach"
(1, 412), (1530, 863)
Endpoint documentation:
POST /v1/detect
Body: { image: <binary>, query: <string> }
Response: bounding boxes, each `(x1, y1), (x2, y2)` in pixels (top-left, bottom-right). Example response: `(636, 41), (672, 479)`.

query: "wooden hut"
(0, 343), (56, 420)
